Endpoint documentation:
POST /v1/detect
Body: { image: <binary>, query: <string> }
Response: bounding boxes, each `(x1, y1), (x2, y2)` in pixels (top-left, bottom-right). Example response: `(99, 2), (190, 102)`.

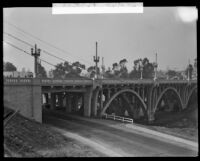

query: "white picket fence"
(103, 113), (133, 124)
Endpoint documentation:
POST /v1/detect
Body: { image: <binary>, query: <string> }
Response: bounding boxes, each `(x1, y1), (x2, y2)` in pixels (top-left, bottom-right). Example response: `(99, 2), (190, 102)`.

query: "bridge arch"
(100, 89), (147, 117)
(154, 87), (184, 113)
(185, 85), (197, 109)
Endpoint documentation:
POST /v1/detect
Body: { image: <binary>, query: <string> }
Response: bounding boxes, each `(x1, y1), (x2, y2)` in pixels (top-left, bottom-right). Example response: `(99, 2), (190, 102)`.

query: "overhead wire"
(3, 41), (57, 68)
(4, 20), (94, 66)
(4, 32), (71, 64)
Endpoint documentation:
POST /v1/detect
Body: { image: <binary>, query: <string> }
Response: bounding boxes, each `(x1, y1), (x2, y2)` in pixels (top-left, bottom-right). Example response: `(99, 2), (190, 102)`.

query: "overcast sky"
(3, 7), (197, 73)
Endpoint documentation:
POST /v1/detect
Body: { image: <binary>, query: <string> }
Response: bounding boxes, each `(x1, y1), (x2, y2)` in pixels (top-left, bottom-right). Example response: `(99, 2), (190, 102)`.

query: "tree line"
(3, 57), (196, 79)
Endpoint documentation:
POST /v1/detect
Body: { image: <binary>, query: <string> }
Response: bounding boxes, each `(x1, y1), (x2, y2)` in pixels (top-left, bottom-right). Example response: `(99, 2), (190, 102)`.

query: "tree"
(185, 64), (193, 79)
(112, 63), (120, 78)
(129, 58), (154, 79)
(194, 58), (197, 69)
(166, 70), (177, 79)
(104, 67), (115, 78)
(112, 63), (119, 71)
(38, 63), (47, 78)
(52, 61), (86, 78)
(52, 63), (65, 78)
(119, 59), (128, 78)
(87, 66), (100, 78)
(119, 59), (127, 68)
(4, 62), (17, 71)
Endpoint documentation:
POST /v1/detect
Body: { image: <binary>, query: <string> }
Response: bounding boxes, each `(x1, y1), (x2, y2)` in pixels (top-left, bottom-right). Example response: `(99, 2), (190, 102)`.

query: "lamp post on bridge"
(31, 44), (41, 78)
(153, 53), (158, 81)
(93, 41), (100, 79)
(187, 59), (191, 82)
(139, 61), (143, 80)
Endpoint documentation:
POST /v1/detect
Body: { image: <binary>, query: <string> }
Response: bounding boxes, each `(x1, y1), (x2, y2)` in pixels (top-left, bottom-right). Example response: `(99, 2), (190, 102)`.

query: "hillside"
(4, 107), (103, 157)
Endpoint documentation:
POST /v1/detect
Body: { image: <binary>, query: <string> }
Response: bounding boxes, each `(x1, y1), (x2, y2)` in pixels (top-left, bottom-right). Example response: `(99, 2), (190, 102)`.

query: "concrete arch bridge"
(4, 78), (197, 123)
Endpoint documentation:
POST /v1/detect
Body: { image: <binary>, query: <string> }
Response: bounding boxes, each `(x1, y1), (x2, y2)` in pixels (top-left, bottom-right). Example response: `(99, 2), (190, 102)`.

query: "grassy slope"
(4, 107), (103, 157)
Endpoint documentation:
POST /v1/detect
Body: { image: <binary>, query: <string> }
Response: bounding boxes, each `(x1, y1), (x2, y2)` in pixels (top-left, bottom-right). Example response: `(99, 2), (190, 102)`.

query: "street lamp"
(93, 42), (99, 79)
(153, 53), (158, 81)
(187, 64), (190, 82)
(139, 61), (143, 80)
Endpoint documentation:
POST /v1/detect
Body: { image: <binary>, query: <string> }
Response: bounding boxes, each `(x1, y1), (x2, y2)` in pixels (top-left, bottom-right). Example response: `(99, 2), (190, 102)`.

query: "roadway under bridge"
(4, 78), (197, 123)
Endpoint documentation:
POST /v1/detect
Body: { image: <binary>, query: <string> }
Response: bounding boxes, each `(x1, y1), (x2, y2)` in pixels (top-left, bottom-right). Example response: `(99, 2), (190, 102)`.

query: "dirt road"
(43, 110), (197, 157)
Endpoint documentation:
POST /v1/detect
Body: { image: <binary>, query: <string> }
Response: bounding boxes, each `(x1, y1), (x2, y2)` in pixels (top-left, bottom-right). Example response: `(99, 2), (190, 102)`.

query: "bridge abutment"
(4, 79), (42, 122)
(32, 84), (42, 122)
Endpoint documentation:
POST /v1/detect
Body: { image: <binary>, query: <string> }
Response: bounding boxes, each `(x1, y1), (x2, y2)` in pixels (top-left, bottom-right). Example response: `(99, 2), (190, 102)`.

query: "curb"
(125, 124), (198, 149)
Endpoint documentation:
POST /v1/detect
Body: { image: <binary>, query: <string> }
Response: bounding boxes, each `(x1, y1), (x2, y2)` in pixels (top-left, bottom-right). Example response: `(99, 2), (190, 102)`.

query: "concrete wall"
(4, 84), (42, 122)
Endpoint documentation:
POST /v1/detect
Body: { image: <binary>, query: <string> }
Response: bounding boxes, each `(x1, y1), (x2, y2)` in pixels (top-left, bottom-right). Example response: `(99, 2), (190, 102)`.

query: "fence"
(103, 113), (133, 124)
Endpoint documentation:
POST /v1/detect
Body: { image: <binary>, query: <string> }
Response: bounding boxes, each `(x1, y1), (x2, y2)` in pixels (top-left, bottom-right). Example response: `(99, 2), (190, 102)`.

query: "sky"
(3, 7), (197, 73)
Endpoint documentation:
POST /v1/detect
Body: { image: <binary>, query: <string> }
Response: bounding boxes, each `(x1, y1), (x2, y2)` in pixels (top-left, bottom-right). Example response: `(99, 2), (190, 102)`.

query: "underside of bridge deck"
(42, 86), (93, 118)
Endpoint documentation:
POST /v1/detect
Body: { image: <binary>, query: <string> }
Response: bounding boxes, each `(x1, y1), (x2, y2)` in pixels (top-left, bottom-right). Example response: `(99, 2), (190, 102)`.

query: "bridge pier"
(65, 94), (72, 113)
(73, 95), (79, 112)
(91, 87), (100, 117)
(50, 93), (56, 110)
(83, 87), (93, 117)
(148, 112), (155, 123)
(44, 93), (49, 104)
(57, 93), (63, 108)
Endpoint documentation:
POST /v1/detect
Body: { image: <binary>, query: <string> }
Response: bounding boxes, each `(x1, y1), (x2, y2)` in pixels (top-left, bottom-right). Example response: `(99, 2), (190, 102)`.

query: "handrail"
(103, 113), (133, 124)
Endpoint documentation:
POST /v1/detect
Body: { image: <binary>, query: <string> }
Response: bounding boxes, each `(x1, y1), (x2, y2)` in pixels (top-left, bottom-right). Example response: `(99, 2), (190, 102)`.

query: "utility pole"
(31, 44), (41, 78)
(93, 41), (99, 79)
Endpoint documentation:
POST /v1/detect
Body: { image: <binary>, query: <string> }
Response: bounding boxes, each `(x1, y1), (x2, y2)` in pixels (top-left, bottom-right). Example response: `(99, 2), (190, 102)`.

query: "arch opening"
(154, 88), (183, 123)
(185, 87), (197, 110)
(101, 89), (147, 120)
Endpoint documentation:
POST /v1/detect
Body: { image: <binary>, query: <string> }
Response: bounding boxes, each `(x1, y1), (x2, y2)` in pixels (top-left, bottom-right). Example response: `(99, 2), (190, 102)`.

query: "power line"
(4, 20), (94, 66)
(4, 32), (33, 47)
(4, 32), (70, 63)
(3, 41), (56, 68)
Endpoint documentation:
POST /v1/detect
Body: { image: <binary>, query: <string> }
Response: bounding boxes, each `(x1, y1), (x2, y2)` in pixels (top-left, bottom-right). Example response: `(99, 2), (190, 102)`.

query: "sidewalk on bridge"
(47, 110), (198, 150)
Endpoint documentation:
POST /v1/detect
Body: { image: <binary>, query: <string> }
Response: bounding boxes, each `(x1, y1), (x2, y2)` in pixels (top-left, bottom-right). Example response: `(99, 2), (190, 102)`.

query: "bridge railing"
(40, 78), (93, 86)
(4, 78), (33, 85)
(3, 78), (93, 86)
(4, 77), (197, 86)
(103, 113), (133, 124)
